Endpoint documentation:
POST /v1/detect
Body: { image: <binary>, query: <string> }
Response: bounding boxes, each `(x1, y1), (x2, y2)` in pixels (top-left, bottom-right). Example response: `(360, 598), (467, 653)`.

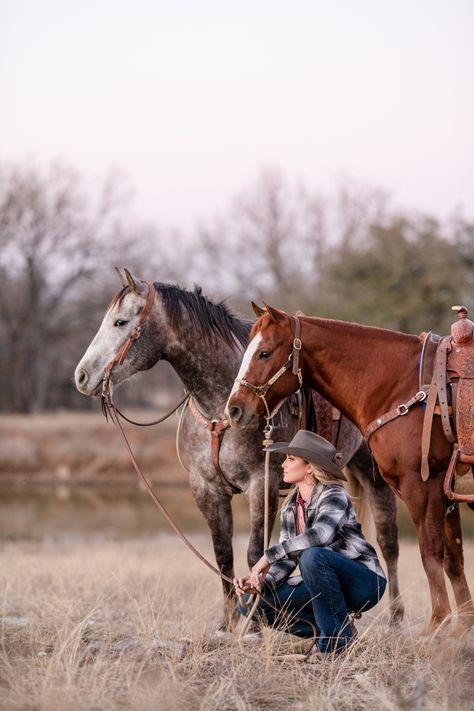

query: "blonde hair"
(280, 460), (343, 510)
(309, 463), (344, 487)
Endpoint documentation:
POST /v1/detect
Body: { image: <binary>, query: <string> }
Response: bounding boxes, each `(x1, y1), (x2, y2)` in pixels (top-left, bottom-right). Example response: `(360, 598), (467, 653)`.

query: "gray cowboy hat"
(264, 429), (347, 481)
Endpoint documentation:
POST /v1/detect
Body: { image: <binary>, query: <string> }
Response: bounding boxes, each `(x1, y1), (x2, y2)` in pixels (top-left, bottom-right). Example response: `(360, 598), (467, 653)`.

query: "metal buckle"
(415, 390), (427, 402)
(396, 404), (409, 416)
(293, 337), (302, 350)
(130, 326), (141, 341)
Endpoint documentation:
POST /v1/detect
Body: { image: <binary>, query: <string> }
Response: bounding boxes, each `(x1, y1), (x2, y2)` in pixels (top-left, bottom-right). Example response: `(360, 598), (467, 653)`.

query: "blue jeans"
(238, 547), (386, 653)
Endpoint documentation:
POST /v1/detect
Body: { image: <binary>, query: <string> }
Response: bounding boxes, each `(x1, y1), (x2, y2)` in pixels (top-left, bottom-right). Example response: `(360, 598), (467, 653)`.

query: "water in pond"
(0, 484), (252, 541)
(1, 483), (472, 542)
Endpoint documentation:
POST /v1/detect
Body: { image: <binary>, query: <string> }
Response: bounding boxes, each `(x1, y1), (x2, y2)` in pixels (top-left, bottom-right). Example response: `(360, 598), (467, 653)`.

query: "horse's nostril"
(229, 405), (242, 422)
(78, 369), (88, 386)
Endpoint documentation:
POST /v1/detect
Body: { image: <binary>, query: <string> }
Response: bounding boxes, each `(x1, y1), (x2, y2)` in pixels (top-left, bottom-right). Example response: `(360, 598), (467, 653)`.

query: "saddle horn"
(451, 305), (474, 346)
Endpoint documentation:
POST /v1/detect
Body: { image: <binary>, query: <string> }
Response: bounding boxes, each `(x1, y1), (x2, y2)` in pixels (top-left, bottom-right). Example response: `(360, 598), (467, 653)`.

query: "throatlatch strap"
(292, 316), (302, 377)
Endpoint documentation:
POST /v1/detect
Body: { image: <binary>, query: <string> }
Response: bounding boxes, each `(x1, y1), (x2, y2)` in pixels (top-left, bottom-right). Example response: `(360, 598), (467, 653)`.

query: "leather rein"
(98, 292), (318, 657)
(234, 316), (304, 420)
(100, 282), (235, 583)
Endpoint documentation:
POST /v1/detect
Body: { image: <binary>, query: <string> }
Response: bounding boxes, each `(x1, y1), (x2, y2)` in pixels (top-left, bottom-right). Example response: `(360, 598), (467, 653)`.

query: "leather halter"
(102, 282), (157, 397)
(101, 282), (240, 496)
(235, 316), (303, 420)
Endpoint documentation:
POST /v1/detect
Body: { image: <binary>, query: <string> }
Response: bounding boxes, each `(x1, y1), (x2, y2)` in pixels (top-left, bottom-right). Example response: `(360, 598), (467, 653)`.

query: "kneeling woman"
(234, 430), (386, 654)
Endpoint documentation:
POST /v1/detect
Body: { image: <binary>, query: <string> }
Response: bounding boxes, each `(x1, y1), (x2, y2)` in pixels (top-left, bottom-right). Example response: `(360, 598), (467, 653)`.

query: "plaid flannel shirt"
(264, 482), (386, 590)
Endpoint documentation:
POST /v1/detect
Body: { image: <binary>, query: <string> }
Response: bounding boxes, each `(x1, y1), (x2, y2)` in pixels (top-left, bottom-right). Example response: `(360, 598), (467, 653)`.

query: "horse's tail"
(343, 460), (377, 546)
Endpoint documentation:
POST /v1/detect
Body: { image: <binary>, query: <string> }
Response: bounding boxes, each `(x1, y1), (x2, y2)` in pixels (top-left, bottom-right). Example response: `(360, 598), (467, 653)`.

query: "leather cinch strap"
(436, 339), (455, 444)
(420, 338), (455, 481)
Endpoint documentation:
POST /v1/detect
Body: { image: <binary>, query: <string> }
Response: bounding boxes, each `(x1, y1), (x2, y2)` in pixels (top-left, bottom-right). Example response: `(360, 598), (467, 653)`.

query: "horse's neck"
(167, 332), (243, 416)
(301, 318), (421, 431)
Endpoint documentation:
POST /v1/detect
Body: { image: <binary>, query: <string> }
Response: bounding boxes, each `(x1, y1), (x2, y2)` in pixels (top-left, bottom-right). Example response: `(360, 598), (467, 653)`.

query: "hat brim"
(263, 442), (347, 481)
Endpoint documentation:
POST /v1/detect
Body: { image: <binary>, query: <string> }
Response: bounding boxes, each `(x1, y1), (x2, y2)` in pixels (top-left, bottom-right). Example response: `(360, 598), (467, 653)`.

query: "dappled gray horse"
(75, 271), (403, 629)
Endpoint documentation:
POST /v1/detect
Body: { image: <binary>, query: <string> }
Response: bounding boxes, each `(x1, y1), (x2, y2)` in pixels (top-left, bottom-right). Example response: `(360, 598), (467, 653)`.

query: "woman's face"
(282, 455), (313, 485)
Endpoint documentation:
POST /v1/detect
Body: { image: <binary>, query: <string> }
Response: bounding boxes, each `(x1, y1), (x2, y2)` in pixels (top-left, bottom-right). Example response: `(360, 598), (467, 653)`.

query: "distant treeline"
(1, 162), (473, 413)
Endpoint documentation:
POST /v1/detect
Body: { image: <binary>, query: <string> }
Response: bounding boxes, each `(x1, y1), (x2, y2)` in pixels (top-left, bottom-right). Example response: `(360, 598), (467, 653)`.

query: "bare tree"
(194, 168), (390, 315)
(0, 162), (176, 412)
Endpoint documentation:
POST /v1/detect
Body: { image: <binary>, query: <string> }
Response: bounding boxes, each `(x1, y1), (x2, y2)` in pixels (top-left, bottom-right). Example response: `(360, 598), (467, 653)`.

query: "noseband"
(234, 316), (303, 420)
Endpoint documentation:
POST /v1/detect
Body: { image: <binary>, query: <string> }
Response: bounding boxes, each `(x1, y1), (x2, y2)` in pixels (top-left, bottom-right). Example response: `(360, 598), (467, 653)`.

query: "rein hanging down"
(99, 283), (317, 659)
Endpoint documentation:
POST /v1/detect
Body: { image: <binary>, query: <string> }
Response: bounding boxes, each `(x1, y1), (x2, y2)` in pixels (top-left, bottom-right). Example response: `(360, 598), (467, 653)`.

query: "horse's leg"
(443, 504), (474, 632)
(190, 475), (238, 632)
(346, 447), (404, 624)
(401, 476), (451, 633)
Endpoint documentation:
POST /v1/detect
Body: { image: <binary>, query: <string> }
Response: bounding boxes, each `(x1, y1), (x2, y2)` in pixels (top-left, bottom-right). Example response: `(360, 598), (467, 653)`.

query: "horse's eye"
(259, 351), (271, 360)
(114, 319), (128, 327)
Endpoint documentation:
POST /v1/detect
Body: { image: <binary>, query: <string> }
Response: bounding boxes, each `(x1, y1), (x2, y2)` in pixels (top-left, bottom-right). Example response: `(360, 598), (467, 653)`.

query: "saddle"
(301, 387), (342, 447)
(421, 306), (474, 502)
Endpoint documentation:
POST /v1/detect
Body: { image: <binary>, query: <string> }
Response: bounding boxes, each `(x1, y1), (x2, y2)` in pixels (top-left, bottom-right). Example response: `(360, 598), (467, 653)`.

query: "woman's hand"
(234, 554), (270, 595)
(249, 554), (270, 591)
(233, 576), (259, 596)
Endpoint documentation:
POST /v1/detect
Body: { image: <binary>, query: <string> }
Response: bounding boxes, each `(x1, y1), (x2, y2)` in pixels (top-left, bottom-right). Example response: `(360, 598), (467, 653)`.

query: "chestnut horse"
(226, 303), (474, 633)
(75, 273), (403, 630)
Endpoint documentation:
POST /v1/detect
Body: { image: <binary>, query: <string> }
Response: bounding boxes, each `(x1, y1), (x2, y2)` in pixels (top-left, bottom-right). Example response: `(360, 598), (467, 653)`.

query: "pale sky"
(1, 0), (473, 230)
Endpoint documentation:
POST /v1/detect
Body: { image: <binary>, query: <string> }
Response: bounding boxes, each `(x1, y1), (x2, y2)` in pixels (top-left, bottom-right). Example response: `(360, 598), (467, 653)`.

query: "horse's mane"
(153, 282), (251, 348)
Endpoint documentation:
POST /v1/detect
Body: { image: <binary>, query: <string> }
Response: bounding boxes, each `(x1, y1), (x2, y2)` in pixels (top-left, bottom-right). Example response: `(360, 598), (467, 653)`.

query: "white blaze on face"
(227, 332), (262, 401)
(74, 292), (142, 395)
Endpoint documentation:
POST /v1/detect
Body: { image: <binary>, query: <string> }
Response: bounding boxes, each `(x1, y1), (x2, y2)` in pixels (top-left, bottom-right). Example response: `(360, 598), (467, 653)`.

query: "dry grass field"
(0, 535), (473, 711)
(1, 412), (474, 709)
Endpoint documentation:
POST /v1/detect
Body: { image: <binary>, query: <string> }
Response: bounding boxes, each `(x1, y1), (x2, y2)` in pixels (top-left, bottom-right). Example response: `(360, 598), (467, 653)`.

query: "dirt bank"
(0, 411), (186, 486)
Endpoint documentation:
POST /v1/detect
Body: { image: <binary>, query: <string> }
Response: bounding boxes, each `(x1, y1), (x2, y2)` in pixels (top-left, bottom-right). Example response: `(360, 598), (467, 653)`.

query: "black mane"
(154, 282), (251, 348)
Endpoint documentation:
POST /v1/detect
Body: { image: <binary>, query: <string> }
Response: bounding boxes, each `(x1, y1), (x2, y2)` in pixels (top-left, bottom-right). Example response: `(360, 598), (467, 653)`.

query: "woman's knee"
(300, 546), (331, 571)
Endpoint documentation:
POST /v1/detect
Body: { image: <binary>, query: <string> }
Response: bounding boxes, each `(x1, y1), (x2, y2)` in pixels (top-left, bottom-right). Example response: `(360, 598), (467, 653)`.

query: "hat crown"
(289, 430), (336, 462)
(262, 428), (346, 480)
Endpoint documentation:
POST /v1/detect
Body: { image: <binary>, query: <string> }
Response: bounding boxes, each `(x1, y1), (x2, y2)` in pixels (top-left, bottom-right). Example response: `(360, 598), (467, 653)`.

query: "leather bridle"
(101, 282), (157, 402)
(234, 315), (304, 420)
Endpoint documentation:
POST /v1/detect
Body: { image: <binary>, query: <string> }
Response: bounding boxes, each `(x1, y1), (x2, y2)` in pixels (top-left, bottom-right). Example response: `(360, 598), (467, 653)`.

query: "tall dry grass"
(0, 535), (473, 710)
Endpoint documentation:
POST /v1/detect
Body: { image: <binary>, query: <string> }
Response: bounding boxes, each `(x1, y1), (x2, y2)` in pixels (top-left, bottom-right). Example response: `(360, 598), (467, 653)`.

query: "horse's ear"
(263, 302), (288, 324)
(251, 301), (266, 318)
(114, 266), (127, 288)
(124, 268), (146, 295)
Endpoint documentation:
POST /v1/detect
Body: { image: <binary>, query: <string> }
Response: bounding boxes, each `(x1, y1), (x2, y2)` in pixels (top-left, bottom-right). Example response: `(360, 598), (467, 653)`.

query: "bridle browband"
(234, 315), (303, 420)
